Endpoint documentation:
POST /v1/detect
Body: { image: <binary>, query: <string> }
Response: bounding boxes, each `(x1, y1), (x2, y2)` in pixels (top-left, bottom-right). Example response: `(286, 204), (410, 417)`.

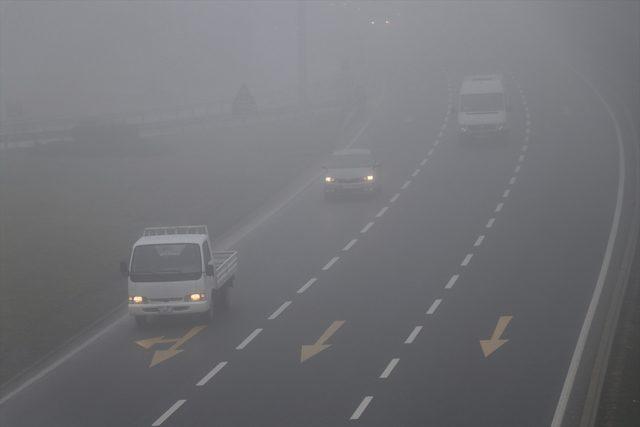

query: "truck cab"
(122, 226), (237, 326)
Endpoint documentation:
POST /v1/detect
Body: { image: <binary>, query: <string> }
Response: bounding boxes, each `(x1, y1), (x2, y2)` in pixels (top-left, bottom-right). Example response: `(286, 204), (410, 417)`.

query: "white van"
(456, 75), (509, 142)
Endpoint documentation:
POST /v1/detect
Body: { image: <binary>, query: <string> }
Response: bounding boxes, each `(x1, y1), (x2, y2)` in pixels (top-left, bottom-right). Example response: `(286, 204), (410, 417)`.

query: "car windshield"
(130, 243), (202, 282)
(460, 93), (504, 112)
(328, 154), (374, 169)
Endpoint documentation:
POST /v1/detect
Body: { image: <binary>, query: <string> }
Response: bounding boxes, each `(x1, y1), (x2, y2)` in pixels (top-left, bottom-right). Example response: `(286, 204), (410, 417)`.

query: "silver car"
(323, 148), (381, 199)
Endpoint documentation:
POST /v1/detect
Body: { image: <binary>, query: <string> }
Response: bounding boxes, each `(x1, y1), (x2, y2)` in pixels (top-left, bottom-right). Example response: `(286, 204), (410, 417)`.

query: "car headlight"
(186, 293), (206, 302)
(365, 175), (374, 181)
(325, 176), (334, 183)
(460, 126), (468, 133)
(128, 295), (146, 304)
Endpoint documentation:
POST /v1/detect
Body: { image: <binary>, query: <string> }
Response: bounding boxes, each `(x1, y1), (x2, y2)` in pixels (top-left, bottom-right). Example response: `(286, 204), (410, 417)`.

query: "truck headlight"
(365, 175), (374, 182)
(325, 176), (334, 183)
(186, 293), (206, 302)
(128, 295), (146, 304)
(460, 126), (468, 133)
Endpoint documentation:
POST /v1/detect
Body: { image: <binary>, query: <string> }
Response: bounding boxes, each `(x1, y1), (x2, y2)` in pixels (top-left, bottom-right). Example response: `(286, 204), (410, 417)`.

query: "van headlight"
(325, 176), (335, 183)
(128, 295), (147, 304)
(186, 293), (206, 302)
(365, 175), (374, 181)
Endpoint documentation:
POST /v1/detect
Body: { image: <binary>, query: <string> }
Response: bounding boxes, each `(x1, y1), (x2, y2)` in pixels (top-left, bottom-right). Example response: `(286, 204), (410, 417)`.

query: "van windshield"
(130, 243), (202, 282)
(460, 93), (504, 112)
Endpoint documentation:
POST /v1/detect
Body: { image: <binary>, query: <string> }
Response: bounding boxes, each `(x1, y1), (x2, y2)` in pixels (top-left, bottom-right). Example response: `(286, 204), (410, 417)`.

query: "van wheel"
(134, 315), (148, 328)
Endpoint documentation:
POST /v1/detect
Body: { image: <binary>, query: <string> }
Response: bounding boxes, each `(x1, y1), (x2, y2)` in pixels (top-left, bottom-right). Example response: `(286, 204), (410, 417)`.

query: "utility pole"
(297, 0), (308, 110)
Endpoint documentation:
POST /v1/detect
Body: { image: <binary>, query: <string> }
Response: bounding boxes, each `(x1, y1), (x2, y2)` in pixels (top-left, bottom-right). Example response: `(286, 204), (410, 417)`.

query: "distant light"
(385, 19), (391, 25)
(369, 20), (375, 25)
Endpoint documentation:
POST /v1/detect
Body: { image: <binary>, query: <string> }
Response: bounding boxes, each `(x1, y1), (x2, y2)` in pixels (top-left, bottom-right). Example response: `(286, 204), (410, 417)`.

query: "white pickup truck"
(121, 225), (237, 327)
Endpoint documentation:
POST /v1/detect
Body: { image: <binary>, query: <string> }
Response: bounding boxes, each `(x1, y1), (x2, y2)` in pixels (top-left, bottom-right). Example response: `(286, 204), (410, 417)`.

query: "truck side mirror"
(206, 264), (214, 276)
(119, 261), (129, 277)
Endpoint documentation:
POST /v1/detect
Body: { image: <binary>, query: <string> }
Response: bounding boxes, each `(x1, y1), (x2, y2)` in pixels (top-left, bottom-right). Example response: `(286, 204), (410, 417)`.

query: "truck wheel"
(134, 315), (147, 328)
(219, 285), (232, 311)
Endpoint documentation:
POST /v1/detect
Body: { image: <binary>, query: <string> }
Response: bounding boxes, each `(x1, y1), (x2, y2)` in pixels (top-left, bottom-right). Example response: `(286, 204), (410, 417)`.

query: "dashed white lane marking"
(196, 362), (228, 387)
(350, 396), (374, 420)
(434, 139), (441, 146)
(461, 254), (473, 267)
(509, 176), (517, 185)
(379, 358), (400, 379)
(525, 127), (531, 134)
(486, 218), (496, 228)
(389, 193), (400, 203)
(236, 328), (263, 350)
(522, 145), (529, 152)
(401, 180), (411, 190)
(268, 301), (292, 320)
(152, 400), (187, 426)
(495, 202), (504, 213)
(526, 120), (531, 127)
(342, 238), (358, 251)
(518, 154), (525, 162)
(427, 148), (435, 156)
(440, 123), (446, 131)
(412, 169), (420, 177)
(514, 165), (521, 173)
(438, 131), (443, 139)
(426, 299), (442, 315)
(503, 189), (511, 198)
(322, 256), (340, 271)
(474, 235), (485, 247)
(404, 326), (423, 344)
(376, 206), (389, 218)
(445, 274), (460, 290)
(420, 158), (428, 166)
(361, 221), (375, 234)
(297, 277), (317, 294)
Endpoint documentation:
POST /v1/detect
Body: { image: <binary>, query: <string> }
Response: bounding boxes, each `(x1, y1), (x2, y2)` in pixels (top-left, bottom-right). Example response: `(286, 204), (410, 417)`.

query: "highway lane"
(0, 60), (627, 427)
(0, 67), (450, 426)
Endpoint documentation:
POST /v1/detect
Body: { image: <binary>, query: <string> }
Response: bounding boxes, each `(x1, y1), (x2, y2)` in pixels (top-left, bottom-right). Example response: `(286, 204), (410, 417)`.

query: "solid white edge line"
(322, 256), (340, 271)
(376, 206), (389, 218)
(268, 301), (292, 320)
(343, 238), (358, 251)
(474, 235), (485, 247)
(297, 277), (317, 294)
(379, 358), (400, 379)
(551, 66), (626, 427)
(389, 193), (400, 203)
(461, 254), (473, 267)
(236, 328), (263, 350)
(486, 218), (496, 228)
(196, 361), (228, 387)
(152, 399), (187, 426)
(350, 396), (374, 420)
(426, 299), (442, 315)
(404, 326), (423, 344)
(445, 274), (459, 289)
(361, 221), (375, 233)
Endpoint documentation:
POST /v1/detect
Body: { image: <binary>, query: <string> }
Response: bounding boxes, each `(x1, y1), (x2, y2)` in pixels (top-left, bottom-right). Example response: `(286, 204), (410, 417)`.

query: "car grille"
(147, 297), (183, 303)
(336, 177), (364, 183)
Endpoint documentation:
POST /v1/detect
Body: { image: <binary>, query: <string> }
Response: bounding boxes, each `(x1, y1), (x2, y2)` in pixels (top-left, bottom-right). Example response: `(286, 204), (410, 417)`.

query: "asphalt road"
(0, 60), (633, 427)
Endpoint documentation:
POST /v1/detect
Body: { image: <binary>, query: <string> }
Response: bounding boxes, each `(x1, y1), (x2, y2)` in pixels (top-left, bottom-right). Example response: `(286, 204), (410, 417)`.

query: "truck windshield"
(460, 93), (504, 113)
(130, 243), (202, 282)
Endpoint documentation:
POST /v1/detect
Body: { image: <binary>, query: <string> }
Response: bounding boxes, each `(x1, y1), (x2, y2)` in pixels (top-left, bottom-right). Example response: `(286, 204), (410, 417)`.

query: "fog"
(1, 2), (639, 426)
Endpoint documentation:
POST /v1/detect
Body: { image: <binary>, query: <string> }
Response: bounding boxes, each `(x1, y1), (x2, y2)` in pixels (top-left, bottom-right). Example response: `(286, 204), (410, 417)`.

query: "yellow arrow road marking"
(301, 320), (345, 363)
(136, 325), (207, 367)
(480, 315), (513, 358)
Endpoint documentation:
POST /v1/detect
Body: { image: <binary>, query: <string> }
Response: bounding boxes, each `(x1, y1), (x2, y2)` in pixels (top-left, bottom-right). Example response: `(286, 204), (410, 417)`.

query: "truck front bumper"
(129, 301), (209, 317)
